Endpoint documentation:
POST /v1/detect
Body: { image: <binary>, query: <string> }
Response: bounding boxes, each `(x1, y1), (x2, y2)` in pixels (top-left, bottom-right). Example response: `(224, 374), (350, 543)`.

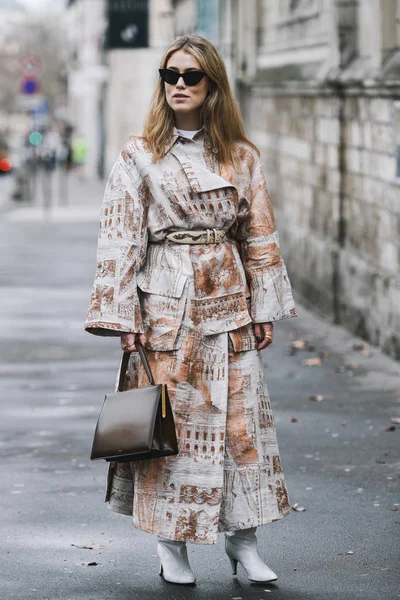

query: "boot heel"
(229, 557), (238, 575)
(159, 563), (163, 576)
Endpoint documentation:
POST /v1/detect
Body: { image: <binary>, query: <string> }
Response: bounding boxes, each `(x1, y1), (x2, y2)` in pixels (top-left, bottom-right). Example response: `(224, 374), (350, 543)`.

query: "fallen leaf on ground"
(290, 417), (299, 423)
(353, 342), (371, 356)
(390, 507), (399, 511)
(390, 417), (400, 424)
(291, 338), (308, 349)
(72, 544), (105, 550)
(309, 394), (324, 402)
(291, 503), (306, 512)
(304, 356), (323, 366)
(87, 562), (98, 566)
(382, 425), (396, 432)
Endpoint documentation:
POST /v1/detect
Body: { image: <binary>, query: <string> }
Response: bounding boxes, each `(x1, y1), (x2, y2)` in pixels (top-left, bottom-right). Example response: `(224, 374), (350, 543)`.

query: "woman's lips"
(173, 94), (189, 99)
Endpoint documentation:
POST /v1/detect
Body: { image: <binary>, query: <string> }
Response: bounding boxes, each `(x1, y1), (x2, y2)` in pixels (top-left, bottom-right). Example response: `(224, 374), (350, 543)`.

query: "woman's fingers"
(120, 333), (137, 352)
(254, 322), (273, 350)
(120, 333), (146, 352)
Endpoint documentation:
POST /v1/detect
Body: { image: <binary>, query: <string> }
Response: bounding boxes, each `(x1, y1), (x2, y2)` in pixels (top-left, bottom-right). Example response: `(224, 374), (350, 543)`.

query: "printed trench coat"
(85, 127), (298, 544)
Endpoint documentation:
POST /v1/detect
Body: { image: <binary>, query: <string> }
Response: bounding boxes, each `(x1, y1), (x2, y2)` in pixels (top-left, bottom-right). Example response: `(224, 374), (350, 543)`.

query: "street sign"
(18, 55), (43, 77)
(21, 77), (40, 95)
(30, 99), (50, 128)
(107, 0), (148, 49)
(17, 94), (46, 111)
(30, 99), (49, 117)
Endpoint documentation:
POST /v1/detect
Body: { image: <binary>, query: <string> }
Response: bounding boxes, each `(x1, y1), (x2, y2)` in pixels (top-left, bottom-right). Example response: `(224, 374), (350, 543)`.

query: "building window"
(396, 102), (400, 180)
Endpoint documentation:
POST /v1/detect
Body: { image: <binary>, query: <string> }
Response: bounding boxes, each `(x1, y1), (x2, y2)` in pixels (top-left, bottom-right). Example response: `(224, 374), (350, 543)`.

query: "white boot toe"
(225, 528), (277, 583)
(157, 539), (196, 585)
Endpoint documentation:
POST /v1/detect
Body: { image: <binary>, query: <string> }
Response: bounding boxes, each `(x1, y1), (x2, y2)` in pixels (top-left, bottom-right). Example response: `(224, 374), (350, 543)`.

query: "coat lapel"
(167, 128), (238, 195)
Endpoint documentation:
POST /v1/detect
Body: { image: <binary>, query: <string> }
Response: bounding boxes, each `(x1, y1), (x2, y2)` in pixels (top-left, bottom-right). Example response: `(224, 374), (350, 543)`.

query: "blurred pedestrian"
(85, 35), (297, 586)
(71, 134), (88, 179)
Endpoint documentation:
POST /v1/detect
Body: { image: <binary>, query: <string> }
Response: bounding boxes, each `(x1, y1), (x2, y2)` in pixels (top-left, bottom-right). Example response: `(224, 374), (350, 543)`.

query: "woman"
(85, 35), (297, 586)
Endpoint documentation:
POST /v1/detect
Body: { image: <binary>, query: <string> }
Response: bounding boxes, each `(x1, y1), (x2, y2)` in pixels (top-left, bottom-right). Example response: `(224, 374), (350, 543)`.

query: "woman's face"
(164, 49), (209, 118)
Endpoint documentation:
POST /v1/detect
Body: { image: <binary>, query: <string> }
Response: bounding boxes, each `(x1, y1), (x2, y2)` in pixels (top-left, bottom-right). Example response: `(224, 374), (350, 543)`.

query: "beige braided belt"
(164, 228), (230, 244)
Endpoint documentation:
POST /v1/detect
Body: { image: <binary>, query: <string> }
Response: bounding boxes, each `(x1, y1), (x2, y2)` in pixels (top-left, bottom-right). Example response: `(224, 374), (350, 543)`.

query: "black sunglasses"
(159, 68), (206, 87)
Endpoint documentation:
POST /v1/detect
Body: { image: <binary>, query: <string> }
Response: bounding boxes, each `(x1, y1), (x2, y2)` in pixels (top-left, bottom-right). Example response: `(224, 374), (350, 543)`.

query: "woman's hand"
(254, 322), (274, 350)
(120, 332), (146, 352)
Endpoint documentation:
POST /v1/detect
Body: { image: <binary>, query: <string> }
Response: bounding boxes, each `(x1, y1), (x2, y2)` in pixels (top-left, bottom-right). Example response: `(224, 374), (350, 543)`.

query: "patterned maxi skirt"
(105, 279), (291, 545)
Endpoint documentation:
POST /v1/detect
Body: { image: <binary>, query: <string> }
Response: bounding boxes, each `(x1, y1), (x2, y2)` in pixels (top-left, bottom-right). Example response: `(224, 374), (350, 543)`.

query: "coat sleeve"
(85, 144), (149, 336)
(234, 151), (297, 323)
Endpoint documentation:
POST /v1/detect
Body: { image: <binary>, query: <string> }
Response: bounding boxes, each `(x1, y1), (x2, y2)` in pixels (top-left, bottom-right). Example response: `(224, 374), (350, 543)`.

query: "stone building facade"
(174, 0), (400, 360)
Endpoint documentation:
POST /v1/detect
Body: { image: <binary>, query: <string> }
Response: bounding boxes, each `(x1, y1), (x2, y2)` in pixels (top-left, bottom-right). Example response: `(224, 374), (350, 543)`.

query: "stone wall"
(242, 86), (400, 359)
(340, 95), (400, 357)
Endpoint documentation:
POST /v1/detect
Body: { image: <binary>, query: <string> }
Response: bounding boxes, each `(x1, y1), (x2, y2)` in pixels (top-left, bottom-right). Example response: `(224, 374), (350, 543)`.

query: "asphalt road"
(0, 191), (399, 600)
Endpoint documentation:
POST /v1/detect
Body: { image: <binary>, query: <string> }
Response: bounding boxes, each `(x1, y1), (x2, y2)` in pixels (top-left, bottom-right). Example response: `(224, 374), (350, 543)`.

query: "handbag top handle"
(118, 342), (155, 392)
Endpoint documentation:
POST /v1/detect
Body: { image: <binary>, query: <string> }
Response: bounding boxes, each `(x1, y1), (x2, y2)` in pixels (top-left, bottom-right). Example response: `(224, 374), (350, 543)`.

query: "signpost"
(17, 55), (46, 206)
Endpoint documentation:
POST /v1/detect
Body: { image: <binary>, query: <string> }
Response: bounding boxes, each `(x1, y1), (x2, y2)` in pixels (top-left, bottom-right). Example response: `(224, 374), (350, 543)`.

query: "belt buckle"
(206, 228), (218, 243)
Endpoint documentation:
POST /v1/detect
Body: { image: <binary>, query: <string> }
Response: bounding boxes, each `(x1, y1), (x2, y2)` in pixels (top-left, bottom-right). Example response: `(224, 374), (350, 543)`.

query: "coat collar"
(163, 125), (209, 156)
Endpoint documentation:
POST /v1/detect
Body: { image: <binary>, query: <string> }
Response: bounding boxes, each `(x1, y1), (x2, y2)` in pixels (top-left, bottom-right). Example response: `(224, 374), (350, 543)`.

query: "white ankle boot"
(157, 538), (196, 585)
(225, 527), (277, 583)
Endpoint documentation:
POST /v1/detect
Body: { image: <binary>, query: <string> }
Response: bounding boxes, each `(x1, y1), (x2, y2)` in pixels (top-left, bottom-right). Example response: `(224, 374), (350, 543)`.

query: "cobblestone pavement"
(0, 181), (399, 600)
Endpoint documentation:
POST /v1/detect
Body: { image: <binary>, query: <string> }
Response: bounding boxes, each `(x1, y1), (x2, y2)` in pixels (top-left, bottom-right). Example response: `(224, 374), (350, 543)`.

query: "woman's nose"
(176, 76), (186, 88)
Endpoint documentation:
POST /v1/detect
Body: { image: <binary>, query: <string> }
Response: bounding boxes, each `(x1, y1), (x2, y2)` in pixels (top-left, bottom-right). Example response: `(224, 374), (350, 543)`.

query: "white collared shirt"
(176, 128), (201, 139)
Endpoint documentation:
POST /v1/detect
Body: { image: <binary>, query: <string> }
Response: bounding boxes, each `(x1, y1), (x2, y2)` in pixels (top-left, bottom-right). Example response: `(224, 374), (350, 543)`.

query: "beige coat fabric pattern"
(85, 128), (297, 544)
(85, 127), (297, 345)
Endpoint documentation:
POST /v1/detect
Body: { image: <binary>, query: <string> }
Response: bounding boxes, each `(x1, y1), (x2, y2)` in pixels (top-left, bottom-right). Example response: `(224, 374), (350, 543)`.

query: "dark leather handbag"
(90, 343), (178, 462)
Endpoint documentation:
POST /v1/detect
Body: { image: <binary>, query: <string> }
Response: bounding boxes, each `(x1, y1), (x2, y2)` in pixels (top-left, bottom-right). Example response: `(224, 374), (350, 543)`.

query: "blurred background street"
(0, 0), (399, 599)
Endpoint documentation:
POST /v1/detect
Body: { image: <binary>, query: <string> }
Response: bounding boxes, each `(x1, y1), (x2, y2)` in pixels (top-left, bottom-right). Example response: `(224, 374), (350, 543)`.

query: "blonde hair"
(142, 35), (259, 167)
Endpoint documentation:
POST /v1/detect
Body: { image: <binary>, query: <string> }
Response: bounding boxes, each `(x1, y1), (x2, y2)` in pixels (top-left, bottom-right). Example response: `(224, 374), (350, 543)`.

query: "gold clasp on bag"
(161, 384), (166, 419)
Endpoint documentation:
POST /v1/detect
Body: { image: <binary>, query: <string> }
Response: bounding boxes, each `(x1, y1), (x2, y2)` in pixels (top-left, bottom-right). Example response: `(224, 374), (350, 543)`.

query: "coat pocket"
(137, 274), (188, 351)
(137, 268), (187, 298)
